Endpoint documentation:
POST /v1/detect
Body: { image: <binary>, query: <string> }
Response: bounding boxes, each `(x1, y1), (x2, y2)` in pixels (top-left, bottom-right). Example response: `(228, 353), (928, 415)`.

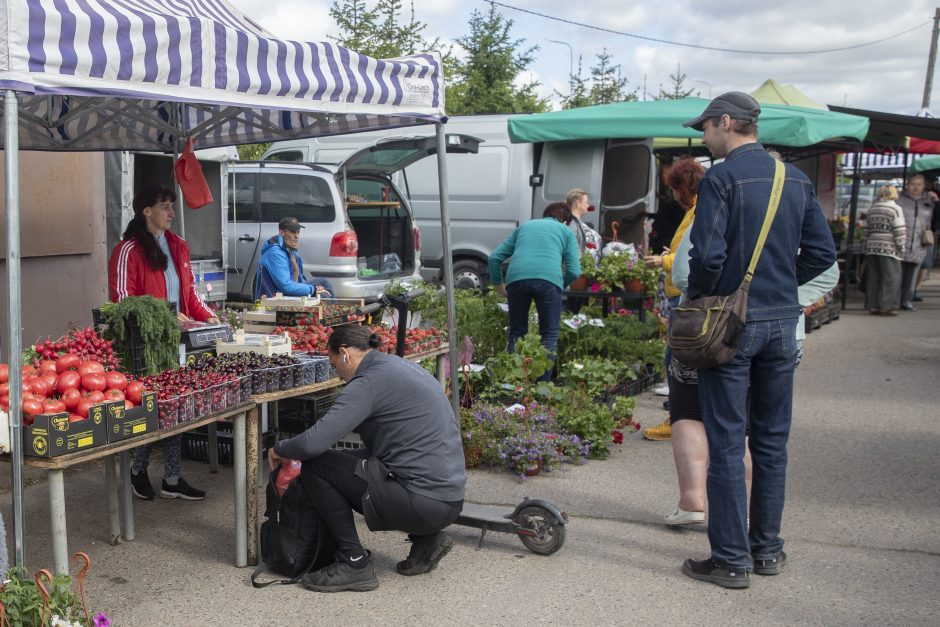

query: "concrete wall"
(0, 152), (108, 361)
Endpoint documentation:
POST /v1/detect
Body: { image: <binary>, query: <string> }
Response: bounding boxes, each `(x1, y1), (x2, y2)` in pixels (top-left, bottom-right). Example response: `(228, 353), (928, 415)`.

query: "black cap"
(682, 91), (761, 132)
(278, 217), (304, 232)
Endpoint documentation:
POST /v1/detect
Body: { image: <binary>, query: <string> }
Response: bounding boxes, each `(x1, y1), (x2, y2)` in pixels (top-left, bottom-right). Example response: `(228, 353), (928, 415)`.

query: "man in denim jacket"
(680, 92), (836, 589)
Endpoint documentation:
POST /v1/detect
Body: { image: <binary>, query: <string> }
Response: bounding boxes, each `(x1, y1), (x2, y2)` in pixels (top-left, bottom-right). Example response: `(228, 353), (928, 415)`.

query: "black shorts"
(668, 375), (701, 423)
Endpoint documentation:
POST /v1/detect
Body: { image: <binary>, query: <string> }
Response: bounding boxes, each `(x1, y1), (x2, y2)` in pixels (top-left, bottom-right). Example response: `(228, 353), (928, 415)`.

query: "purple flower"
(94, 613), (111, 627)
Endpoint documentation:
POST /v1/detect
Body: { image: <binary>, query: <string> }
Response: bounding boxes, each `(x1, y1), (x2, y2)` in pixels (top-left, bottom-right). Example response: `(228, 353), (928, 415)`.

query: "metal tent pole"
(843, 143), (863, 309)
(435, 124), (460, 419)
(4, 90), (26, 566)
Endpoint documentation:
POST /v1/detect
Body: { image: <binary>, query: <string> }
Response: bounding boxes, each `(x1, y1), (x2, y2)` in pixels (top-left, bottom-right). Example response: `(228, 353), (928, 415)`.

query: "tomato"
(0, 364), (8, 383)
(104, 371), (128, 391)
(40, 372), (58, 390)
(125, 381), (144, 405)
(77, 361), (105, 377)
(104, 389), (125, 402)
(85, 390), (105, 403)
(39, 360), (58, 374)
(81, 373), (107, 392)
(43, 399), (67, 414)
(22, 415), (34, 427)
(124, 399), (136, 410)
(68, 414), (85, 423)
(22, 398), (43, 416)
(61, 388), (82, 410)
(21, 365), (36, 377)
(75, 398), (94, 418)
(0, 394), (7, 410)
(28, 377), (53, 398)
(55, 354), (81, 373)
(56, 370), (82, 393)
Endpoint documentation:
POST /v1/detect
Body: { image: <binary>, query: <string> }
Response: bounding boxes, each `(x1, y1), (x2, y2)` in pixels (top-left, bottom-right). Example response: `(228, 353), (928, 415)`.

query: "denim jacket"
(687, 143), (836, 322)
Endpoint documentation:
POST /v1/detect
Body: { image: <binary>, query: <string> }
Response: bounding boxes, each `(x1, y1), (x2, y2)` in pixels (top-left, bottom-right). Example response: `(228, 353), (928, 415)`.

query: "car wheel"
(452, 259), (486, 290)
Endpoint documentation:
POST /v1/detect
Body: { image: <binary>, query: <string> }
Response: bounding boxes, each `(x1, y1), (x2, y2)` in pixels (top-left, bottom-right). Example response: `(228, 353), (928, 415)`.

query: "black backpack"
(251, 464), (336, 588)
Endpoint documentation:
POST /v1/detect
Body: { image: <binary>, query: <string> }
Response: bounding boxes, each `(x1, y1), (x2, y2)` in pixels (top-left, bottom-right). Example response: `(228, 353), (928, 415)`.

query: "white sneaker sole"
(160, 489), (205, 501)
(664, 509), (705, 525)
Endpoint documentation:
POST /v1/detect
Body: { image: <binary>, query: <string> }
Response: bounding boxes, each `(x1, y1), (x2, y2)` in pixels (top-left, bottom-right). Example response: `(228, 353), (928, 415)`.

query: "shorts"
(667, 374), (701, 423)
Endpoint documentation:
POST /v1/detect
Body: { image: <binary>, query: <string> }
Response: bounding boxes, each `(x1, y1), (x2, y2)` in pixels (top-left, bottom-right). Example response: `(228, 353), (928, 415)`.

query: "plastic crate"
(622, 369), (661, 397)
(92, 309), (148, 376)
(181, 427), (278, 465)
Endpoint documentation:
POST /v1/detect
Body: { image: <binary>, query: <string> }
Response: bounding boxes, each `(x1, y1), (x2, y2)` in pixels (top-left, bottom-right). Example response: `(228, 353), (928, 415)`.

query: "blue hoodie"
(254, 235), (315, 299)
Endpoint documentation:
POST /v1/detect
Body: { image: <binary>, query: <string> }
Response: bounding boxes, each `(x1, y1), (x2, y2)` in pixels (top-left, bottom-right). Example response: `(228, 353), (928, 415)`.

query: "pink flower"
(618, 308), (628, 316)
(586, 242), (597, 249)
(590, 283), (600, 293)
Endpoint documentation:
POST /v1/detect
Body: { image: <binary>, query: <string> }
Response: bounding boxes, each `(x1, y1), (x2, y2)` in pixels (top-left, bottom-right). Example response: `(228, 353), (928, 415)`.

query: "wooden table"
(1, 403), (254, 574)
(243, 345), (450, 565)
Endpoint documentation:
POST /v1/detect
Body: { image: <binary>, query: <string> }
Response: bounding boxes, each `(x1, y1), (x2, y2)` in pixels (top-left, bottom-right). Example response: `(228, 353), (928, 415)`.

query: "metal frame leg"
(208, 422), (219, 473)
(246, 406), (260, 566)
(48, 470), (68, 575)
(104, 455), (121, 545)
(436, 353), (446, 388)
(119, 451), (135, 541)
(233, 412), (247, 567)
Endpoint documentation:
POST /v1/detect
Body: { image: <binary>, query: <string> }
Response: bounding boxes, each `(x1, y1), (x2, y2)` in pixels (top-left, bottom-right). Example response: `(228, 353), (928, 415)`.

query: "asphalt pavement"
(2, 280), (939, 626)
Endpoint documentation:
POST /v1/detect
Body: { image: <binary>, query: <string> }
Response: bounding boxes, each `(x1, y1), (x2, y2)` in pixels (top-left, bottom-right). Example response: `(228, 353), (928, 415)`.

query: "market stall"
(0, 0), (461, 573)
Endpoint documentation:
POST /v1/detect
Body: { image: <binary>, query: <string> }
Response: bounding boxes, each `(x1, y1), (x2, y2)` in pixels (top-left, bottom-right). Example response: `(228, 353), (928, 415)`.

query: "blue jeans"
(697, 317), (798, 570)
(506, 279), (562, 381)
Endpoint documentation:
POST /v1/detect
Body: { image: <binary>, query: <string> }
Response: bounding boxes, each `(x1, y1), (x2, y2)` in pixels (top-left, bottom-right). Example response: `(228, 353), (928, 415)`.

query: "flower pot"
(570, 275), (589, 291)
(463, 444), (484, 469)
(523, 461), (543, 477)
(624, 279), (644, 293)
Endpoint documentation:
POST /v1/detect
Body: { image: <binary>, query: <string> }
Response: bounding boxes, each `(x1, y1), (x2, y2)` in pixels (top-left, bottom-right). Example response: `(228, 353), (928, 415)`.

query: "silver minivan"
(226, 135), (478, 300)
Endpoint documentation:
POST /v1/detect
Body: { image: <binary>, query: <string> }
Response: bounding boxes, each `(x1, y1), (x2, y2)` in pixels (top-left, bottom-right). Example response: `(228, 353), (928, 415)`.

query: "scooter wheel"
(517, 505), (566, 555)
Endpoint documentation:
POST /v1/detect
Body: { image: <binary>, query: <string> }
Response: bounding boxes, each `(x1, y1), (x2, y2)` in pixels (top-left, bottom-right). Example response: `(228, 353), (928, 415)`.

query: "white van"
(262, 115), (657, 288)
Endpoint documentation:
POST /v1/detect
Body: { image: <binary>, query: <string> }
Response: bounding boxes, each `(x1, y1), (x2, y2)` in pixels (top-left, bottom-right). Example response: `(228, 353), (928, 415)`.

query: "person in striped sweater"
(863, 185), (906, 316)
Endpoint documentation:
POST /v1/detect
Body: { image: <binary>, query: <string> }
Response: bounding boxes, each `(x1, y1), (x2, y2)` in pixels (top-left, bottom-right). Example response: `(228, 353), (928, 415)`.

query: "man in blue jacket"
(254, 217), (334, 299)
(680, 93), (836, 589)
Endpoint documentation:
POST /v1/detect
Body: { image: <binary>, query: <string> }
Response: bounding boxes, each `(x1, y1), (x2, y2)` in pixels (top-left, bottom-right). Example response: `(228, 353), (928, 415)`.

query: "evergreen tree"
(329, 0), (377, 53)
(558, 56), (592, 109)
(657, 63), (695, 100)
(447, 4), (549, 114)
(329, 0), (430, 58)
(588, 49), (634, 105)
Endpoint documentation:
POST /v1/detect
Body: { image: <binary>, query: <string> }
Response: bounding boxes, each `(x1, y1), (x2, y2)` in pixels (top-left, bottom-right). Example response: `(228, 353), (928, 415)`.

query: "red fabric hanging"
(174, 138), (213, 208)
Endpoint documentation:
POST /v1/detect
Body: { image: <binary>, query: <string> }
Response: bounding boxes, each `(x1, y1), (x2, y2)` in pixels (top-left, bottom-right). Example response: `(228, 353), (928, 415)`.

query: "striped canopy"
(0, 0), (446, 151)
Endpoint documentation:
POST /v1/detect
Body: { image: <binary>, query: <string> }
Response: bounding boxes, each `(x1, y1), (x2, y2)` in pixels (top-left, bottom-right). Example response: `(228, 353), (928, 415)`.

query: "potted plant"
(569, 251), (595, 292)
(584, 252), (658, 294)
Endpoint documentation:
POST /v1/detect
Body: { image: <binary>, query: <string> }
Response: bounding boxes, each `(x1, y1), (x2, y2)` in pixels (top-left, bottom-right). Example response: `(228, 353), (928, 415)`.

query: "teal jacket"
(488, 218), (581, 290)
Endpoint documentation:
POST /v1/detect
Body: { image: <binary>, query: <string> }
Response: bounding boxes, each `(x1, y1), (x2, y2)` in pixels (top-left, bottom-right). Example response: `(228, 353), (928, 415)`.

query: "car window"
(265, 150), (304, 162)
(228, 173), (257, 221)
(345, 178), (401, 204)
(260, 172), (335, 223)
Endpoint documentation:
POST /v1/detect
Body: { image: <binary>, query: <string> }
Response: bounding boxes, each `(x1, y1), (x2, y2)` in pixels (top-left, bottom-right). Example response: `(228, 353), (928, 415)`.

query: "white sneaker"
(654, 385), (669, 396)
(664, 507), (705, 525)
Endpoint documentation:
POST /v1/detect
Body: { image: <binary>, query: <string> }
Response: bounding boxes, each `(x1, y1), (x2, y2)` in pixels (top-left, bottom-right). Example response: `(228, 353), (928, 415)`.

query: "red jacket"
(108, 230), (214, 322)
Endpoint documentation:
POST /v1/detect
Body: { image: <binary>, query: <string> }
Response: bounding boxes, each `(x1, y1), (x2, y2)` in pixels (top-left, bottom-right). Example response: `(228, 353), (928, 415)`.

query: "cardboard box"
(106, 392), (159, 443)
(216, 331), (292, 357)
(24, 402), (111, 458)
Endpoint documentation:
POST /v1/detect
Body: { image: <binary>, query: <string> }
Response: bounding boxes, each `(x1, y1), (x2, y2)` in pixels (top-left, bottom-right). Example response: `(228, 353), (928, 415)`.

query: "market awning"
(0, 0), (446, 151)
(507, 97), (870, 147)
(913, 154), (940, 172)
(829, 105), (940, 144)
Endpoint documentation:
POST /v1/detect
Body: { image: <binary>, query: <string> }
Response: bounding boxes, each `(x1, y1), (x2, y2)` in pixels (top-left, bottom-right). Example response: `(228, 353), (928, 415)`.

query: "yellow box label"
(77, 436), (93, 448)
(132, 424), (146, 434)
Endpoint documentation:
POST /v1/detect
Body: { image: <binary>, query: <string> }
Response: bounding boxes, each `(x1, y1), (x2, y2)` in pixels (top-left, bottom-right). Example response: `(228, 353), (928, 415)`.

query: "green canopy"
(507, 97), (870, 147)
(913, 155), (940, 173)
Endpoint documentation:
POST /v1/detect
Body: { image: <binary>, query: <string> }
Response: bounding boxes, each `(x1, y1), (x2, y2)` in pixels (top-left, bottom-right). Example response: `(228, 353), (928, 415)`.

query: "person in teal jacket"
(488, 203), (581, 380)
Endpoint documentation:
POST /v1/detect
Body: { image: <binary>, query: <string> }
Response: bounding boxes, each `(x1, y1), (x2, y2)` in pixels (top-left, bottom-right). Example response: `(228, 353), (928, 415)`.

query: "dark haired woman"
(107, 184), (215, 501)
(268, 325), (467, 593)
(488, 202), (581, 381)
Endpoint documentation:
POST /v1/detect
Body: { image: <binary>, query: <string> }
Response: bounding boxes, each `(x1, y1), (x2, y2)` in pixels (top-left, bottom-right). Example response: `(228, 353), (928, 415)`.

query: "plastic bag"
(174, 137), (213, 209)
(274, 459), (302, 496)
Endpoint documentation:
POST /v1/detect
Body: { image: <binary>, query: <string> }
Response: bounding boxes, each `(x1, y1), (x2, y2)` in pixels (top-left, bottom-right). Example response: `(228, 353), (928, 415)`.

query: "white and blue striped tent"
(0, 0), (446, 151)
(0, 0), (460, 571)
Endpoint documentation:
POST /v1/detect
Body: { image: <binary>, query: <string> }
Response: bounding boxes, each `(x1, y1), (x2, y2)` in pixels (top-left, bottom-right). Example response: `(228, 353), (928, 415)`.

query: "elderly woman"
(488, 202), (581, 380)
(863, 185), (906, 316)
(897, 175), (934, 311)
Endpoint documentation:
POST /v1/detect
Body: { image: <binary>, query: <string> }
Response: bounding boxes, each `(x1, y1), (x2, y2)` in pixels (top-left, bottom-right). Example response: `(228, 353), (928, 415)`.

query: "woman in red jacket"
(108, 184), (216, 501)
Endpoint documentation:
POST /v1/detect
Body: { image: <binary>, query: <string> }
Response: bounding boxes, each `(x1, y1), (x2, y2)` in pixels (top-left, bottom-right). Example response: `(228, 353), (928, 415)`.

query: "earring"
(342, 354), (349, 364)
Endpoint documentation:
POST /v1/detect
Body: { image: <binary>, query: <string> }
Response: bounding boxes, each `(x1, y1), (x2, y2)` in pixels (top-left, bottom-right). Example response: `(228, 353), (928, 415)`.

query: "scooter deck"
(457, 502), (512, 525)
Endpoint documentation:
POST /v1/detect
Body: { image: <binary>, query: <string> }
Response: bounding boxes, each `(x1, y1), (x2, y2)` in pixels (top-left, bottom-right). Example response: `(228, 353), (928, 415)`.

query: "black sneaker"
(301, 553), (378, 592)
(396, 532), (454, 576)
(754, 551), (787, 576)
(160, 477), (206, 501)
(682, 558), (750, 589)
(131, 470), (155, 500)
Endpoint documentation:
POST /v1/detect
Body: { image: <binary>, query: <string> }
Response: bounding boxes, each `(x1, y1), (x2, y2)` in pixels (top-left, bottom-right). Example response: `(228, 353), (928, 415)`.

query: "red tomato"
(68, 414), (85, 423)
(124, 399), (136, 410)
(0, 394), (7, 410)
(22, 365), (36, 377)
(125, 381), (144, 405)
(0, 383), (8, 396)
(104, 371), (128, 391)
(0, 364), (8, 383)
(85, 390), (105, 403)
(39, 360), (58, 374)
(75, 398), (94, 418)
(61, 388), (82, 410)
(28, 377), (53, 398)
(56, 370), (81, 393)
(22, 415), (34, 427)
(43, 399), (67, 414)
(104, 389), (125, 402)
(81, 373), (107, 392)
(22, 398), (43, 416)
(55, 354), (81, 373)
(77, 361), (105, 377)
(40, 372), (58, 390)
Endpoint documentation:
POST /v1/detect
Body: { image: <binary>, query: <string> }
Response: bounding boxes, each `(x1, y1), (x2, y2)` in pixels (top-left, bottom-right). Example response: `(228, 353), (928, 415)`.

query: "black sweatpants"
(300, 450), (462, 556)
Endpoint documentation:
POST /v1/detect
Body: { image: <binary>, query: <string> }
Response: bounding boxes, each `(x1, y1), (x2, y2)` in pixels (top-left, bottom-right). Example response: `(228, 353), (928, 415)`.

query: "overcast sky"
(227, 0), (939, 115)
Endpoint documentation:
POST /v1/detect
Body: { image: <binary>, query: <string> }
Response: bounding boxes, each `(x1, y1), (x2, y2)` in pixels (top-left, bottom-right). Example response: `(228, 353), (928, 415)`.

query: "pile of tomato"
(0, 356), (144, 426)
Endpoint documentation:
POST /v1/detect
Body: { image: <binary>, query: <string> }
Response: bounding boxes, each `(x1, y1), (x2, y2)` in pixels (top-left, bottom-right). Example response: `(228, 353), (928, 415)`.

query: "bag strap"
(250, 558), (317, 589)
(744, 160), (786, 282)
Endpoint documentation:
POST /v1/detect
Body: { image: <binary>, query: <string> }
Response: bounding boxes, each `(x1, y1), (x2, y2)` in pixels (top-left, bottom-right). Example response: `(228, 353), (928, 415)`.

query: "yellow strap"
(746, 160), (786, 279)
